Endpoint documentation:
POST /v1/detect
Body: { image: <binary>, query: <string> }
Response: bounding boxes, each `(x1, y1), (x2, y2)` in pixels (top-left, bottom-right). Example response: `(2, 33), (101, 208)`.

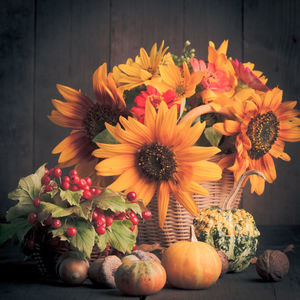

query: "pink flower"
(231, 59), (269, 92)
(190, 58), (231, 92)
(131, 86), (180, 123)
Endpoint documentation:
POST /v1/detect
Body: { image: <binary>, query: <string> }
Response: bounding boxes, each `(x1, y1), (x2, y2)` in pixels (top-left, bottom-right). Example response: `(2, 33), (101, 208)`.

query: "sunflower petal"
(157, 181), (170, 228)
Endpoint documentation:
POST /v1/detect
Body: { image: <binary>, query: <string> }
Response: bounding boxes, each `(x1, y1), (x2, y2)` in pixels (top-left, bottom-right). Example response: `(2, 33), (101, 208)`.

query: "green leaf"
(6, 164), (47, 221)
(93, 189), (142, 215)
(0, 218), (32, 245)
(59, 189), (82, 207)
(204, 127), (223, 147)
(68, 220), (95, 258)
(93, 129), (119, 144)
(73, 200), (93, 221)
(95, 233), (110, 252)
(38, 202), (77, 221)
(104, 220), (136, 254)
(8, 164), (46, 202)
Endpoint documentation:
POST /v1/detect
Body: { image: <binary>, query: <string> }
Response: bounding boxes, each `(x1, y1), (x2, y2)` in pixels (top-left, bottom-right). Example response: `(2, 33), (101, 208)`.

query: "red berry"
(45, 184), (54, 192)
(95, 225), (106, 235)
(70, 184), (80, 191)
(105, 216), (114, 227)
(142, 210), (152, 219)
(129, 211), (136, 218)
(127, 192), (137, 201)
(132, 244), (137, 251)
(69, 169), (78, 177)
(44, 168), (49, 175)
(43, 215), (52, 226)
(84, 177), (92, 186)
(49, 168), (55, 177)
(27, 240), (35, 249)
(61, 181), (70, 190)
(53, 168), (62, 178)
(66, 226), (77, 237)
(41, 175), (51, 186)
(78, 179), (87, 189)
(33, 197), (41, 208)
(90, 187), (96, 194)
(129, 225), (135, 232)
(91, 210), (99, 220)
(52, 219), (61, 229)
(95, 214), (106, 226)
(130, 216), (139, 225)
(62, 176), (70, 183)
(28, 213), (38, 224)
(82, 189), (92, 199)
(71, 175), (80, 185)
(115, 212), (126, 221)
(93, 188), (101, 195)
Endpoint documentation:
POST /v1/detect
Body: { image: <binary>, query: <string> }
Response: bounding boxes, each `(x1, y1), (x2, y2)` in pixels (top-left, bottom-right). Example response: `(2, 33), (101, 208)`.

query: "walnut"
(217, 250), (229, 276)
(256, 250), (289, 282)
(88, 255), (122, 288)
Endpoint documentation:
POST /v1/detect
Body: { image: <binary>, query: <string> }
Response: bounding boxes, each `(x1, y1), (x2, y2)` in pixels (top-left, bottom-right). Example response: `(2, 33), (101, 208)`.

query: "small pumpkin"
(194, 170), (265, 273)
(162, 226), (222, 289)
(115, 260), (166, 296)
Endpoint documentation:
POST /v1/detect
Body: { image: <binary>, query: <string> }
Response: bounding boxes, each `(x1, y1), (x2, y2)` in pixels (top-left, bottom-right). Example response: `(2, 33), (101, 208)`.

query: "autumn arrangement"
(0, 40), (299, 294)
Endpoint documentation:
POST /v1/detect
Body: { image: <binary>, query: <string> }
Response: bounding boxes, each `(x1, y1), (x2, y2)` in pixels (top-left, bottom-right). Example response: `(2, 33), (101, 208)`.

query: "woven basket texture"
(138, 155), (242, 248)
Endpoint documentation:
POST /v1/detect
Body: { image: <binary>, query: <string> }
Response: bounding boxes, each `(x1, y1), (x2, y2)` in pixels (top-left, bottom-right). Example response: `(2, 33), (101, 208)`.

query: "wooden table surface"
(1, 225), (299, 300)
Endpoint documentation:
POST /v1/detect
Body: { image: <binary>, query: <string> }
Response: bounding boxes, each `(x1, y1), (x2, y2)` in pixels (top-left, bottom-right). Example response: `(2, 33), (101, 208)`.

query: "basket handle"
(220, 169), (266, 210)
(179, 104), (234, 124)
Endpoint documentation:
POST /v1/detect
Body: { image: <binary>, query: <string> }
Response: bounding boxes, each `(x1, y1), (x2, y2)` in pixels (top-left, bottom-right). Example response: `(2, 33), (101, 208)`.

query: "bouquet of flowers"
(1, 40), (300, 264)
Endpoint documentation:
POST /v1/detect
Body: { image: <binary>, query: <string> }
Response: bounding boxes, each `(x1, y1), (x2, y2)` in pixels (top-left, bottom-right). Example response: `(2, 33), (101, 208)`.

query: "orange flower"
(49, 63), (131, 185)
(213, 87), (300, 195)
(150, 61), (203, 103)
(200, 40), (237, 104)
(93, 101), (222, 228)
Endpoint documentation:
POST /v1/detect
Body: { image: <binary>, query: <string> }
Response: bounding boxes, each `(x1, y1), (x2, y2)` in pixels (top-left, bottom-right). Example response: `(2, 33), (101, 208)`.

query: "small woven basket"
(28, 226), (110, 277)
(138, 155), (242, 248)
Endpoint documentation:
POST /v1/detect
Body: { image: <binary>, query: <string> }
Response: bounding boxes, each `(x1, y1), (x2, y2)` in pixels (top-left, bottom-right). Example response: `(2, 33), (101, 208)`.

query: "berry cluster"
(91, 191), (152, 238)
(26, 167), (152, 252)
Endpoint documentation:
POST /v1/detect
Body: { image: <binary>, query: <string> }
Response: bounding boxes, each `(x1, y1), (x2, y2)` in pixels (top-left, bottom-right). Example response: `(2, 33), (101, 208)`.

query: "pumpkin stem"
(179, 104), (234, 124)
(190, 225), (198, 242)
(220, 170), (266, 210)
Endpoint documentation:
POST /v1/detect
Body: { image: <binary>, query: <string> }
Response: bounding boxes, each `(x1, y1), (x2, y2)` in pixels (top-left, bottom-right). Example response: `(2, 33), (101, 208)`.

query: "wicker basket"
(138, 155), (242, 248)
(28, 225), (110, 277)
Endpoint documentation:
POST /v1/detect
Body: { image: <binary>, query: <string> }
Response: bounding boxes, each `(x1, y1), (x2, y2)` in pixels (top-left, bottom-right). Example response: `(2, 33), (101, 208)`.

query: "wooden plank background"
(1, 0), (299, 225)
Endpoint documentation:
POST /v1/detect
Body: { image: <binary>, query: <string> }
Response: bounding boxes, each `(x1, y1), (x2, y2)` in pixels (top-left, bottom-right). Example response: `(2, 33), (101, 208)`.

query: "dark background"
(0, 0), (299, 225)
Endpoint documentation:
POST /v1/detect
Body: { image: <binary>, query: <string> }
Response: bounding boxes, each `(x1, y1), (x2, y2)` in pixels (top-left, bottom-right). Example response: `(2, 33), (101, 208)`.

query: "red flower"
(231, 59), (269, 92)
(190, 58), (231, 92)
(131, 86), (180, 123)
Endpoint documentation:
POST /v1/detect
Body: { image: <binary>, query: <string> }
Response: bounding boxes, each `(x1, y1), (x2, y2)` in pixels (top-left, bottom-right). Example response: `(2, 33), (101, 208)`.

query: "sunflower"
(93, 100), (222, 228)
(49, 63), (131, 185)
(150, 61), (203, 102)
(113, 41), (174, 91)
(213, 87), (300, 195)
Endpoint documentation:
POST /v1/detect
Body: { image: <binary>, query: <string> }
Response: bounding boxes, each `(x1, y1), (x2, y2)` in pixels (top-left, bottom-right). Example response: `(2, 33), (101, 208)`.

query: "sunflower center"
(246, 111), (279, 159)
(176, 84), (185, 96)
(83, 103), (131, 141)
(135, 143), (177, 182)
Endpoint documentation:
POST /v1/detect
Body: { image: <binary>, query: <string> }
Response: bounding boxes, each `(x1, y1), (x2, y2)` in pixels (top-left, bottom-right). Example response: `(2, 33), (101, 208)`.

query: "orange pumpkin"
(162, 228), (222, 289)
(115, 260), (166, 296)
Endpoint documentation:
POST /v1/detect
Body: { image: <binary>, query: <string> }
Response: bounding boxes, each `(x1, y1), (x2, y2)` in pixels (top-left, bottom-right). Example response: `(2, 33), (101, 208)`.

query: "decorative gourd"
(194, 170), (264, 272)
(115, 260), (166, 296)
(161, 226), (222, 289)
